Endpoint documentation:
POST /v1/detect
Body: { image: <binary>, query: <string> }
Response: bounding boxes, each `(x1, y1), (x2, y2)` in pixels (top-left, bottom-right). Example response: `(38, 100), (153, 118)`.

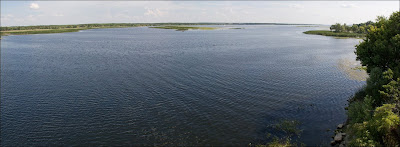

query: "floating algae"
(337, 58), (368, 81)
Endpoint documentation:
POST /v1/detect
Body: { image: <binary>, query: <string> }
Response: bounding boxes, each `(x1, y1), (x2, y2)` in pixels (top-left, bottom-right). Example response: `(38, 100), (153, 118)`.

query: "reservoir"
(1, 25), (366, 146)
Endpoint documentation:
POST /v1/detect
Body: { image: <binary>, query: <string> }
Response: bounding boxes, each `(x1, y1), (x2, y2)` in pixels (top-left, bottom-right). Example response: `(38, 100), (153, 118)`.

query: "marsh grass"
(337, 58), (368, 81)
(0, 28), (87, 36)
(303, 30), (365, 38)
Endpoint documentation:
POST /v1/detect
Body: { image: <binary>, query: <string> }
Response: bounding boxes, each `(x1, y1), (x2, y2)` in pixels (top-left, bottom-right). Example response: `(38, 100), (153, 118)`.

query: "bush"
(348, 122), (380, 147)
(364, 68), (392, 106)
(348, 104), (400, 146)
(372, 104), (399, 136)
(347, 95), (374, 124)
(379, 69), (400, 103)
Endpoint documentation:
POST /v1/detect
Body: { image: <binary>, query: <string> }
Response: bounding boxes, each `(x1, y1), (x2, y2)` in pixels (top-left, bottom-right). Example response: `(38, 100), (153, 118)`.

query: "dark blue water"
(1, 26), (365, 146)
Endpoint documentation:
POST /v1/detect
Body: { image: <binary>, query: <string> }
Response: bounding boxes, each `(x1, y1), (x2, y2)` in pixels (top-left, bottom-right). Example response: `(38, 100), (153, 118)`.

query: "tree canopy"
(355, 12), (400, 75)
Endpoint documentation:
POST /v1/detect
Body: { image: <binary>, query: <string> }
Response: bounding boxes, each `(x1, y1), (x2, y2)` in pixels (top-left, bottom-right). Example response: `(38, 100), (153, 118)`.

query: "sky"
(1, 1), (399, 26)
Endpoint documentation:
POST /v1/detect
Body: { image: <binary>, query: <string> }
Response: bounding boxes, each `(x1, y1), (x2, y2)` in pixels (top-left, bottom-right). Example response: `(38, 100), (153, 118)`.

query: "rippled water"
(1, 26), (366, 146)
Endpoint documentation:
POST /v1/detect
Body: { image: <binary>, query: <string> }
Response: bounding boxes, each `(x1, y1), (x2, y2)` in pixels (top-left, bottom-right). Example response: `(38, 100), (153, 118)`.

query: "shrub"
(348, 122), (380, 147)
(348, 104), (400, 146)
(379, 69), (400, 103)
(347, 95), (374, 124)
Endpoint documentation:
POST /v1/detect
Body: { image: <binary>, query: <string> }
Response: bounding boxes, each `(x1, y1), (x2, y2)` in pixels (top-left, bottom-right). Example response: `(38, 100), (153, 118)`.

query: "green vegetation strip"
(303, 30), (365, 38)
(150, 26), (218, 31)
(0, 28), (87, 36)
(343, 12), (400, 146)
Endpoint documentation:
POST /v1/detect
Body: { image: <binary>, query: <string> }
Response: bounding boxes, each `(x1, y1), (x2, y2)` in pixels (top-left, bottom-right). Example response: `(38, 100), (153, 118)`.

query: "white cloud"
(144, 7), (166, 17)
(30, 3), (40, 10)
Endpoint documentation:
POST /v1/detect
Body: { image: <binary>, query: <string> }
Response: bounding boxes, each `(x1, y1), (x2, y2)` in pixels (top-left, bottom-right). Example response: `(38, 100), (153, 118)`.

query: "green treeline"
(303, 30), (365, 38)
(304, 20), (376, 38)
(346, 11), (400, 146)
(329, 20), (375, 34)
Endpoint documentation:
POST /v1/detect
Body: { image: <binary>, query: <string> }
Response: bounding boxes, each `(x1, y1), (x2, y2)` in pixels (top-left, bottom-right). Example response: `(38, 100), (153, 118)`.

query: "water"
(1, 26), (366, 146)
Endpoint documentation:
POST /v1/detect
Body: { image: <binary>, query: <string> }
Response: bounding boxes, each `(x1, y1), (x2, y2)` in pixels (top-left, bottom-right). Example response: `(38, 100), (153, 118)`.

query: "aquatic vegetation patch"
(254, 119), (304, 147)
(337, 58), (368, 81)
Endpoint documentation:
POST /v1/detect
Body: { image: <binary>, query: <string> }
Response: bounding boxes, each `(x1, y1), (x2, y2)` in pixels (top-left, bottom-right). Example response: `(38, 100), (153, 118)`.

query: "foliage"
(348, 104), (399, 147)
(330, 22), (374, 34)
(379, 69), (400, 103)
(348, 122), (380, 147)
(347, 95), (374, 124)
(372, 104), (400, 134)
(364, 68), (390, 106)
(347, 11), (400, 147)
(355, 12), (400, 74)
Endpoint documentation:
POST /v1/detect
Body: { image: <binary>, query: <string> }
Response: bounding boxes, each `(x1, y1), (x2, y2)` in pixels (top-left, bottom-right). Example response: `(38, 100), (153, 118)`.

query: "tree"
(330, 23), (342, 32)
(355, 12), (400, 75)
(351, 24), (359, 33)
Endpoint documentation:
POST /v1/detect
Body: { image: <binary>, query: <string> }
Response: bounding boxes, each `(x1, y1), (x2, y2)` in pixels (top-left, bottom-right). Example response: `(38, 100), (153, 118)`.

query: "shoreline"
(303, 30), (365, 38)
(0, 23), (315, 36)
(0, 26), (139, 36)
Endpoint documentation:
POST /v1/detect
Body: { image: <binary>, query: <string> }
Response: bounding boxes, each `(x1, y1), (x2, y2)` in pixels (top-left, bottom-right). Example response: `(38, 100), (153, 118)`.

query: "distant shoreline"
(0, 23), (316, 36)
(303, 30), (365, 38)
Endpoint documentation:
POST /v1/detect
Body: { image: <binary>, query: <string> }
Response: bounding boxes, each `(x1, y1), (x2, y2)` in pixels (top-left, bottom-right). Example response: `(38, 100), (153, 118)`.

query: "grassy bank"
(149, 26), (218, 31)
(303, 30), (365, 38)
(0, 28), (87, 36)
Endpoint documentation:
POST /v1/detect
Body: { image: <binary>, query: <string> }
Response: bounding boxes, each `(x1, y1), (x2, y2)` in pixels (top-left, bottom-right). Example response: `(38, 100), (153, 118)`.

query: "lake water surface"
(1, 26), (366, 146)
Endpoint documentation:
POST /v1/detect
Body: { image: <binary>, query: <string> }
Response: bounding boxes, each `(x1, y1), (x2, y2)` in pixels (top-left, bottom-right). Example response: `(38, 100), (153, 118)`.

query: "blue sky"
(1, 1), (399, 26)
